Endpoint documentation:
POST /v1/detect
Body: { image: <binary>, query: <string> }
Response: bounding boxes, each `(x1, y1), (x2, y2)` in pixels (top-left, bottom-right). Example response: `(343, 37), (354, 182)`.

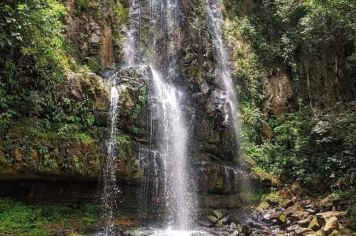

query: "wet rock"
(285, 203), (305, 217)
(328, 230), (341, 236)
(274, 233), (287, 236)
(199, 219), (213, 228)
(217, 215), (231, 226)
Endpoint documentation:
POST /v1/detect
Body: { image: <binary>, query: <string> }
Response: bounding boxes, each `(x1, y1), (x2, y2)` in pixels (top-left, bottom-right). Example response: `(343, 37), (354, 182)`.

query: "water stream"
(150, 67), (195, 230)
(204, 0), (241, 152)
(102, 79), (121, 235)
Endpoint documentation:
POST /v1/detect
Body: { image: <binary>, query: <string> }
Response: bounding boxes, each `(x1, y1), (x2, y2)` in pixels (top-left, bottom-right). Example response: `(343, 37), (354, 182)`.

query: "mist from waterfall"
(205, 0), (241, 152)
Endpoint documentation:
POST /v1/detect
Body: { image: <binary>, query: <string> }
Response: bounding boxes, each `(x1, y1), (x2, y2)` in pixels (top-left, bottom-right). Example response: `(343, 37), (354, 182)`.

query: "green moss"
(115, 1), (129, 25)
(240, 192), (264, 205)
(77, 133), (94, 145)
(262, 192), (284, 207)
(251, 167), (281, 185)
(115, 134), (130, 145)
(85, 57), (100, 73)
(131, 86), (147, 120)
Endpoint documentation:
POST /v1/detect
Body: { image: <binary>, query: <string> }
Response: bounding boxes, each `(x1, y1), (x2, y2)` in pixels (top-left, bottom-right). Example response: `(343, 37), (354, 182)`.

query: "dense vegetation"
(0, 0), (112, 176)
(0, 198), (99, 235)
(223, 0), (355, 213)
(0, 0), (104, 131)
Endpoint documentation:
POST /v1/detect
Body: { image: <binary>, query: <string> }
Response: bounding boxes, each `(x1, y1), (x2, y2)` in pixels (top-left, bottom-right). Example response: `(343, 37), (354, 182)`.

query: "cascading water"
(204, 0), (252, 205)
(204, 0), (241, 151)
(101, 0), (202, 233)
(123, 0), (140, 67)
(102, 79), (121, 235)
(150, 67), (194, 230)
(147, 0), (196, 230)
(101, 1), (139, 232)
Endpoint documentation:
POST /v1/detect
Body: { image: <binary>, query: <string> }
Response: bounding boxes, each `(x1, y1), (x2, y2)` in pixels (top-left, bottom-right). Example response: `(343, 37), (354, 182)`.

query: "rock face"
(66, 0), (124, 71)
(0, 0), (245, 210)
(263, 69), (293, 120)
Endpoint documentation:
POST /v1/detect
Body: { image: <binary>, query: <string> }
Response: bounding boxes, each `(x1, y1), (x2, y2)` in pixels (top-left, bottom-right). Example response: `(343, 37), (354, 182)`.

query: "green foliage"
(0, 1), (105, 133)
(115, 1), (129, 26)
(0, 0), (67, 123)
(243, 107), (356, 190)
(131, 86), (147, 119)
(226, 0), (355, 68)
(75, 0), (90, 12)
(115, 134), (130, 145)
(0, 198), (99, 235)
(224, 0), (356, 193)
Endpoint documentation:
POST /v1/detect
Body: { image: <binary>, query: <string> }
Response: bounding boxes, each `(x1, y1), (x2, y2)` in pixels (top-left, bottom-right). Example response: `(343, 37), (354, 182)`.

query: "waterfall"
(123, 0), (140, 67)
(147, 0), (196, 230)
(102, 80), (121, 235)
(204, 0), (251, 205)
(101, 0), (196, 232)
(205, 0), (241, 152)
(150, 67), (195, 230)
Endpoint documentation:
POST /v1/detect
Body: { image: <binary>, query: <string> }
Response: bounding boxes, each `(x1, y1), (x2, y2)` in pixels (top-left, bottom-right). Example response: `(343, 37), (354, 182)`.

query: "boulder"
(308, 216), (322, 231)
(297, 216), (312, 227)
(322, 216), (338, 234)
(208, 215), (219, 225)
(199, 219), (213, 228)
